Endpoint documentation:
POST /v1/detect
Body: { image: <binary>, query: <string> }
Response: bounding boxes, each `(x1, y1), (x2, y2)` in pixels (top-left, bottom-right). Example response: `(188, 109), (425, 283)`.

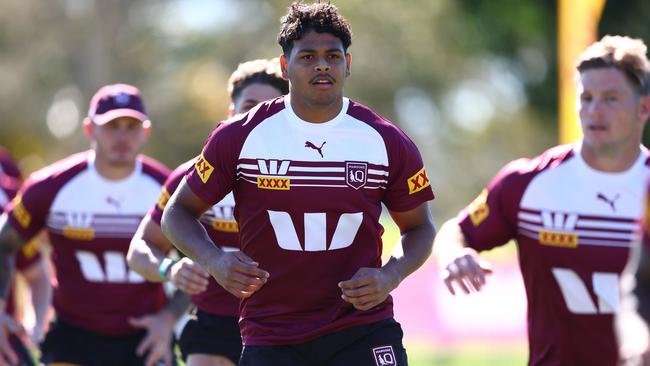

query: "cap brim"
(91, 109), (149, 125)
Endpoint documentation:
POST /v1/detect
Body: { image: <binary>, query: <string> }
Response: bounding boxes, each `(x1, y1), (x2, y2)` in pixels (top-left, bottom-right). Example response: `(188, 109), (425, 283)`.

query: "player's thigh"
(330, 319), (408, 366)
(187, 354), (236, 366)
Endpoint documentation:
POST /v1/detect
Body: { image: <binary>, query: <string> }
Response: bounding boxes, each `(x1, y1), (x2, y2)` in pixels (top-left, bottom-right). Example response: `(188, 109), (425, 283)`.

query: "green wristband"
(158, 258), (177, 282)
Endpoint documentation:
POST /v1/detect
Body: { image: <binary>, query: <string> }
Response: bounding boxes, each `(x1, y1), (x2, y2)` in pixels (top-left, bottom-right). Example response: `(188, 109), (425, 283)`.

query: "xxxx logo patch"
(468, 189), (490, 227)
(257, 177), (290, 190)
(11, 194), (31, 229)
(156, 187), (170, 211)
(407, 167), (430, 195)
(195, 153), (215, 184)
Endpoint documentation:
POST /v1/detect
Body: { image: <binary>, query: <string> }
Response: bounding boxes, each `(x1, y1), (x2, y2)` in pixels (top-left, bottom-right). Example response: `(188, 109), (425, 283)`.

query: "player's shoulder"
(164, 158), (196, 188)
(172, 158), (196, 177)
(346, 99), (398, 130)
(219, 96), (286, 133)
(202, 97), (287, 153)
(139, 155), (171, 183)
(0, 145), (21, 179)
(496, 144), (575, 184)
(27, 151), (90, 186)
(345, 98), (416, 150)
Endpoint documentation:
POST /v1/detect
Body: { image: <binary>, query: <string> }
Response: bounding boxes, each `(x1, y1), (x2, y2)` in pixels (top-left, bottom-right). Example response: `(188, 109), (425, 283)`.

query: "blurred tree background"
(1, 0), (649, 220)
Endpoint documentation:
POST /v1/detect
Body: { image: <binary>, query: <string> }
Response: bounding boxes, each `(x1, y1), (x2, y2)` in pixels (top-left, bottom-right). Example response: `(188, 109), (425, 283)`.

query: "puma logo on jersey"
(105, 196), (122, 210)
(305, 141), (326, 158)
(597, 193), (619, 212)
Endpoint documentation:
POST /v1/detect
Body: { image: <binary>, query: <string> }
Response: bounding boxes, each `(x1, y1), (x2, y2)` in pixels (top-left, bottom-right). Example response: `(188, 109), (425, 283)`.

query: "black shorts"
(239, 318), (407, 366)
(178, 310), (242, 364)
(9, 334), (36, 366)
(40, 319), (177, 366)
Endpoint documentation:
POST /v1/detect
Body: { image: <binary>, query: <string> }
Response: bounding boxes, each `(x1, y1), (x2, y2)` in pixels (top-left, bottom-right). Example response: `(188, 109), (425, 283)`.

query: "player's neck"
(580, 142), (641, 173)
(93, 155), (137, 180)
(289, 92), (343, 123)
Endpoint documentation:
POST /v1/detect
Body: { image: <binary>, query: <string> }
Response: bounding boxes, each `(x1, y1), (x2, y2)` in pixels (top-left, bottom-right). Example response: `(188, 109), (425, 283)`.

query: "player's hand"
(338, 267), (398, 311)
(169, 257), (210, 295)
(27, 321), (45, 348)
(207, 250), (269, 299)
(441, 248), (492, 295)
(129, 311), (175, 366)
(0, 313), (22, 366)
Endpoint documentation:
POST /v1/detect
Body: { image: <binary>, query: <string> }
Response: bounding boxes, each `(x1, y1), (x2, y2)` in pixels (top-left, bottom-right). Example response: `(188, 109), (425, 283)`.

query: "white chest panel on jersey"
(46, 159), (162, 239)
(519, 148), (646, 247)
(239, 98), (389, 169)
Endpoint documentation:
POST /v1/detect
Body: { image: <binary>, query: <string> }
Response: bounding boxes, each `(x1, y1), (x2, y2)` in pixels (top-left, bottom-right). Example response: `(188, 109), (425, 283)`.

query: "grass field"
(406, 341), (527, 366)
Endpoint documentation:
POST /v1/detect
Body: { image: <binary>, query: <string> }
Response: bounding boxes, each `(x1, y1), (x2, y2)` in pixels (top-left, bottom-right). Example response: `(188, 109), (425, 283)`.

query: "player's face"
(232, 83), (284, 115)
(90, 117), (149, 167)
(281, 30), (351, 109)
(578, 67), (649, 154)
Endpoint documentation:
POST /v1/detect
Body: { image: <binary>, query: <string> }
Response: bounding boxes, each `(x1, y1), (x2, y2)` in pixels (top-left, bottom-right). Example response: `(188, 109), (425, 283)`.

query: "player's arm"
(0, 213), (29, 365)
(20, 255), (52, 346)
(433, 219), (492, 295)
(128, 214), (210, 294)
(339, 203), (436, 311)
(162, 178), (268, 299)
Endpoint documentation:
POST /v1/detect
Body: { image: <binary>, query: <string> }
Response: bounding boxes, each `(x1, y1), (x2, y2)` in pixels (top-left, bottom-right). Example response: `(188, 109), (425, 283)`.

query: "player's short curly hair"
(576, 35), (650, 95)
(277, 1), (352, 56)
(227, 58), (289, 102)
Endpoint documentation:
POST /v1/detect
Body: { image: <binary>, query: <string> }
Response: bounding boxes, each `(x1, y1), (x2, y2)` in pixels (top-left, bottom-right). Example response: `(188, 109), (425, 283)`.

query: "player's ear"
(83, 118), (94, 138)
(228, 103), (235, 117)
(142, 120), (152, 138)
(280, 55), (289, 80)
(345, 53), (352, 77)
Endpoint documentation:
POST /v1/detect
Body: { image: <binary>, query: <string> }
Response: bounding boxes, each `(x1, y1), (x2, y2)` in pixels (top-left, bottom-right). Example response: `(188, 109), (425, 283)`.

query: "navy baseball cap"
(87, 83), (149, 125)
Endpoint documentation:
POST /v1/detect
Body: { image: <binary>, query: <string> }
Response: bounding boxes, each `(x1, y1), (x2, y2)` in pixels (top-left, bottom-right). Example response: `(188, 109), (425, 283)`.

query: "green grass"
(406, 341), (528, 366)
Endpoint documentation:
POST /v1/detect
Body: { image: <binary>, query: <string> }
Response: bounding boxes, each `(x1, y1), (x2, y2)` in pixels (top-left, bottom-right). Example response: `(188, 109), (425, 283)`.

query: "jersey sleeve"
(5, 176), (55, 241)
(382, 129), (434, 212)
(149, 161), (193, 225)
(0, 147), (22, 181)
(14, 239), (42, 271)
(457, 161), (524, 251)
(185, 125), (238, 206)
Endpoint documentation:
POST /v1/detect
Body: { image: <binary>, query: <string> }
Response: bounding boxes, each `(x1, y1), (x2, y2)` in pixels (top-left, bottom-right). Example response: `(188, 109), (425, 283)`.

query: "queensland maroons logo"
(372, 345), (396, 366)
(345, 161), (367, 190)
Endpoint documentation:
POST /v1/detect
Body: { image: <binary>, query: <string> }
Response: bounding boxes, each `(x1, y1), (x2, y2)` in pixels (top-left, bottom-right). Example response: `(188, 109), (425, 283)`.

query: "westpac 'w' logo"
(268, 210), (363, 251)
(257, 160), (291, 190)
(257, 159), (290, 175)
(538, 210), (579, 248)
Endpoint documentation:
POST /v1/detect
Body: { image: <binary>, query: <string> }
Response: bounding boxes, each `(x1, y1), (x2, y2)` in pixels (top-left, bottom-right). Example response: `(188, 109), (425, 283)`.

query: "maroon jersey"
(1, 175), (40, 317)
(5, 151), (170, 336)
(458, 144), (649, 365)
(185, 96), (434, 345)
(0, 146), (22, 181)
(150, 159), (239, 316)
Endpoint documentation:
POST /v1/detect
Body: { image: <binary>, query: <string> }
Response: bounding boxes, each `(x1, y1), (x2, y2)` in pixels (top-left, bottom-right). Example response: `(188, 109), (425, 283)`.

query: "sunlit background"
(2, 0), (650, 364)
